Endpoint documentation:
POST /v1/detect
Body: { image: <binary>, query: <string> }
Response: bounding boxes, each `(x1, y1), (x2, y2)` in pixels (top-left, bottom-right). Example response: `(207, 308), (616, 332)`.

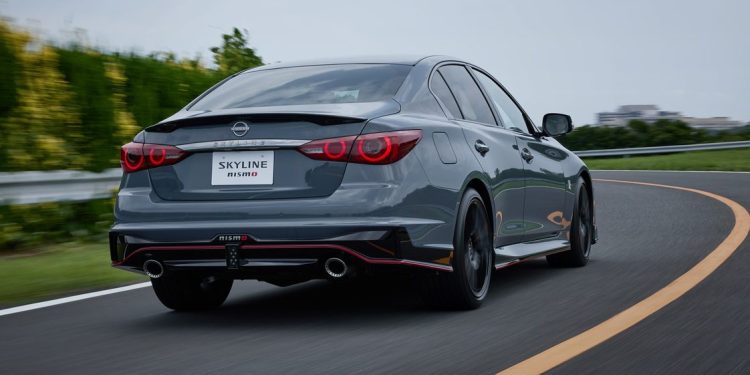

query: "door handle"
(474, 140), (490, 156)
(521, 148), (534, 162)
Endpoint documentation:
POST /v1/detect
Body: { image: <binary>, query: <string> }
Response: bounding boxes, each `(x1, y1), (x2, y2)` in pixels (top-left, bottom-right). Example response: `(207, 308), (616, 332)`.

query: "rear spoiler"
(146, 113), (366, 133)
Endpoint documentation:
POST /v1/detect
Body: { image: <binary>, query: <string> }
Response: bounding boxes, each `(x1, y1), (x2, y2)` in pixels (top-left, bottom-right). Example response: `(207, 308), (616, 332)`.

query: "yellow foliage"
(105, 61), (140, 164)
(1, 24), (87, 169)
(0, 20), (30, 56)
(0, 19), (223, 172)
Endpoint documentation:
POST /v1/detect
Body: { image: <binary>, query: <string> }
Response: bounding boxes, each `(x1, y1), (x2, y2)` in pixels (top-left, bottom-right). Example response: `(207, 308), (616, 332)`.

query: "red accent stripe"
(113, 243), (452, 272)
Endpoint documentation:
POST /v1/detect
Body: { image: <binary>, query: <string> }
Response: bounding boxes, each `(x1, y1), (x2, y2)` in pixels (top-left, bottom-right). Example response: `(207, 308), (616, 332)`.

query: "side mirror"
(542, 113), (573, 137)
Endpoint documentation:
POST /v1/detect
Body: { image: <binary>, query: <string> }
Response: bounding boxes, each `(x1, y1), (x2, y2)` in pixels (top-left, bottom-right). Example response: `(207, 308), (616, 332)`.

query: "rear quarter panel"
(362, 113), (485, 253)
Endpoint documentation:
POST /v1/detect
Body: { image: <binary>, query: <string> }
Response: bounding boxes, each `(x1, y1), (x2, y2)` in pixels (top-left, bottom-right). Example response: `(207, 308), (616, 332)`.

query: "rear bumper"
(110, 223), (453, 278)
(112, 153), (459, 278)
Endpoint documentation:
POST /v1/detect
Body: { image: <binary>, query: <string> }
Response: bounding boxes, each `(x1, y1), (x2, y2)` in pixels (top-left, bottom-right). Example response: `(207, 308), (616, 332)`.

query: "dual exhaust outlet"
(143, 259), (164, 279)
(143, 257), (349, 279)
(324, 257), (348, 279)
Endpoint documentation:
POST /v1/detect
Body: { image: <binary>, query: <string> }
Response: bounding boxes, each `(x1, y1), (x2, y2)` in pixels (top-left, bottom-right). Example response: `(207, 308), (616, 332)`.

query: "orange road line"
(498, 178), (750, 375)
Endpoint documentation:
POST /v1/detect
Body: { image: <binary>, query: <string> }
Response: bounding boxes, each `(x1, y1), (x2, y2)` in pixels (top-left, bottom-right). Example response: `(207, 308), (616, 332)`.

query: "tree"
(558, 119), (747, 151)
(0, 21), (22, 169)
(210, 28), (263, 75)
(0, 23), (18, 118)
(3, 44), (86, 170)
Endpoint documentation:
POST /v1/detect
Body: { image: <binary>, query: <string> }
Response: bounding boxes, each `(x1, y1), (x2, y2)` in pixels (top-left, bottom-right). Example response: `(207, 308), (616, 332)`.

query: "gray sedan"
(111, 55), (596, 310)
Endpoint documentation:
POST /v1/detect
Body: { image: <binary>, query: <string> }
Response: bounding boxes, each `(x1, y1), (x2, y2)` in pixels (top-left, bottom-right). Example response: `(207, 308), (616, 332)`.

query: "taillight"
(297, 130), (421, 165)
(120, 142), (188, 173)
(297, 136), (356, 162)
(351, 131), (421, 164)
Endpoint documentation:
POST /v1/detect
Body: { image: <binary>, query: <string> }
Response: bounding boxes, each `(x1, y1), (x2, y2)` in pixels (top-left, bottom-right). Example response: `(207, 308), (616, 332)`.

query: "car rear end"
(109, 63), (453, 287)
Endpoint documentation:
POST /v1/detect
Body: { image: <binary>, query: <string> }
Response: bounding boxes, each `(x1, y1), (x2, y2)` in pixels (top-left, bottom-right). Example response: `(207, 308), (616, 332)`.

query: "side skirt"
(494, 239), (569, 269)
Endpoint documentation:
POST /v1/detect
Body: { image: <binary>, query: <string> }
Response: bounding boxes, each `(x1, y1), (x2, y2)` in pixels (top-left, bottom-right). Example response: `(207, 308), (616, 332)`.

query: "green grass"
(583, 148), (750, 171)
(0, 241), (146, 307)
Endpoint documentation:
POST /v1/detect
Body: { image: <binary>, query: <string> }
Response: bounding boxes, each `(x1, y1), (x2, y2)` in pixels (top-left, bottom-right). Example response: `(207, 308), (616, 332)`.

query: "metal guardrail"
(0, 168), (122, 205)
(574, 140), (750, 157)
(0, 140), (748, 205)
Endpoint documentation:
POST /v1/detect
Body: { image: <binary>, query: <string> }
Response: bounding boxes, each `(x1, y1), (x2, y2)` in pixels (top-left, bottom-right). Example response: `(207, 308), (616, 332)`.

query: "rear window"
(189, 64), (412, 110)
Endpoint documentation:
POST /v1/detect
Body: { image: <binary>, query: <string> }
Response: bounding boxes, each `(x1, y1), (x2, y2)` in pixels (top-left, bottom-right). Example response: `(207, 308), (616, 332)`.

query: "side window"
(438, 65), (496, 125)
(472, 69), (529, 134)
(430, 71), (462, 119)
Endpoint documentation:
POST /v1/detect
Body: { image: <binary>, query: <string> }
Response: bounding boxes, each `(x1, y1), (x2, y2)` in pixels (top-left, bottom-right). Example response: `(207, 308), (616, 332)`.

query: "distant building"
(595, 105), (743, 130)
(681, 117), (745, 131)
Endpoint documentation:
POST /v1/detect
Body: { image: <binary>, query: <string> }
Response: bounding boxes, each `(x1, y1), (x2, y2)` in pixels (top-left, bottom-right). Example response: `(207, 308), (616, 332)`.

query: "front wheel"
(151, 273), (233, 311)
(423, 188), (493, 310)
(547, 177), (592, 267)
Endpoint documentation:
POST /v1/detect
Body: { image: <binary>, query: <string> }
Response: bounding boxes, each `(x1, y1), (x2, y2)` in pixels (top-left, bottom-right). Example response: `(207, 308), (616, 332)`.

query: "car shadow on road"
(127, 259), (563, 330)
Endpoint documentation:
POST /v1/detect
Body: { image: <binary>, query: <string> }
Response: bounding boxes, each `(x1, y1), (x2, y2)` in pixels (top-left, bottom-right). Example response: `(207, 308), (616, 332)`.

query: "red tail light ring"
(121, 144), (145, 172)
(148, 147), (167, 165)
(355, 134), (394, 164)
(323, 140), (348, 160)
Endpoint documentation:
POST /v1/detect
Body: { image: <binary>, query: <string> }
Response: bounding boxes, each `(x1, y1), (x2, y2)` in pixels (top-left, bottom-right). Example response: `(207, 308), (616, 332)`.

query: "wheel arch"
(578, 168), (596, 244)
(460, 175), (495, 248)
(579, 168), (593, 201)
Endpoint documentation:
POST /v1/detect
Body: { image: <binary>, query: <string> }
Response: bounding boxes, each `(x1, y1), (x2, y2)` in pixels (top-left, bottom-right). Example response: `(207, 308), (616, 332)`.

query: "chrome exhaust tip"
(324, 257), (348, 278)
(143, 259), (164, 279)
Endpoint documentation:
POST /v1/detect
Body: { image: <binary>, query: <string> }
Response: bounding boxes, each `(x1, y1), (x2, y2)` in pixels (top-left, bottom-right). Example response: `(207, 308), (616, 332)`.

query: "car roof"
(245, 55), (456, 72)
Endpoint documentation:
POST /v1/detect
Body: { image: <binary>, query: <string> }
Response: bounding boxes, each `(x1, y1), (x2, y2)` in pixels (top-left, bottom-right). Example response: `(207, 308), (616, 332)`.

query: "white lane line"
(0, 282), (151, 317)
(591, 169), (750, 174)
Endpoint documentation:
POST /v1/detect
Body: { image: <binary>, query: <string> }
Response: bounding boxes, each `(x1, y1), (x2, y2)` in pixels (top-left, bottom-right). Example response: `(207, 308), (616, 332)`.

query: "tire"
(151, 273), (233, 311)
(547, 177), (592, 267)
(423, 187), (493, 310)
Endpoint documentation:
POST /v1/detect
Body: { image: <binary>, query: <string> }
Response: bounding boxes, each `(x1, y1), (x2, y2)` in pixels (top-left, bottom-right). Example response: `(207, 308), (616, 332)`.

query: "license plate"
(211, 151), (274, 185)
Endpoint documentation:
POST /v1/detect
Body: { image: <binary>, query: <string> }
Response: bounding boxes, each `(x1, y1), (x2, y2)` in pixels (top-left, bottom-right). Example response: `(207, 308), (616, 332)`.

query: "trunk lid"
(144, 101), (399, 201)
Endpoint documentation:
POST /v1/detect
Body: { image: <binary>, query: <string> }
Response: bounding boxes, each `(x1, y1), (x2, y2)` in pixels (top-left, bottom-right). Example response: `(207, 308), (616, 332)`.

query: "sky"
(1, 0), (748, 125)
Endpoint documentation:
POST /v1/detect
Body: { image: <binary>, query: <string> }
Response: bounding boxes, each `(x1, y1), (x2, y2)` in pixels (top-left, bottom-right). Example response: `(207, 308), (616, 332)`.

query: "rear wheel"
(151, 273), (233, 311)
(423, 188), (492, 309)
(547, 177), (592, 267)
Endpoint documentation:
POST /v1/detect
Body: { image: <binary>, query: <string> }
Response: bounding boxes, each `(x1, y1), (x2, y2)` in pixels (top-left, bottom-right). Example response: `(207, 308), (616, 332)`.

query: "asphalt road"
(1, 171), (748, 374)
